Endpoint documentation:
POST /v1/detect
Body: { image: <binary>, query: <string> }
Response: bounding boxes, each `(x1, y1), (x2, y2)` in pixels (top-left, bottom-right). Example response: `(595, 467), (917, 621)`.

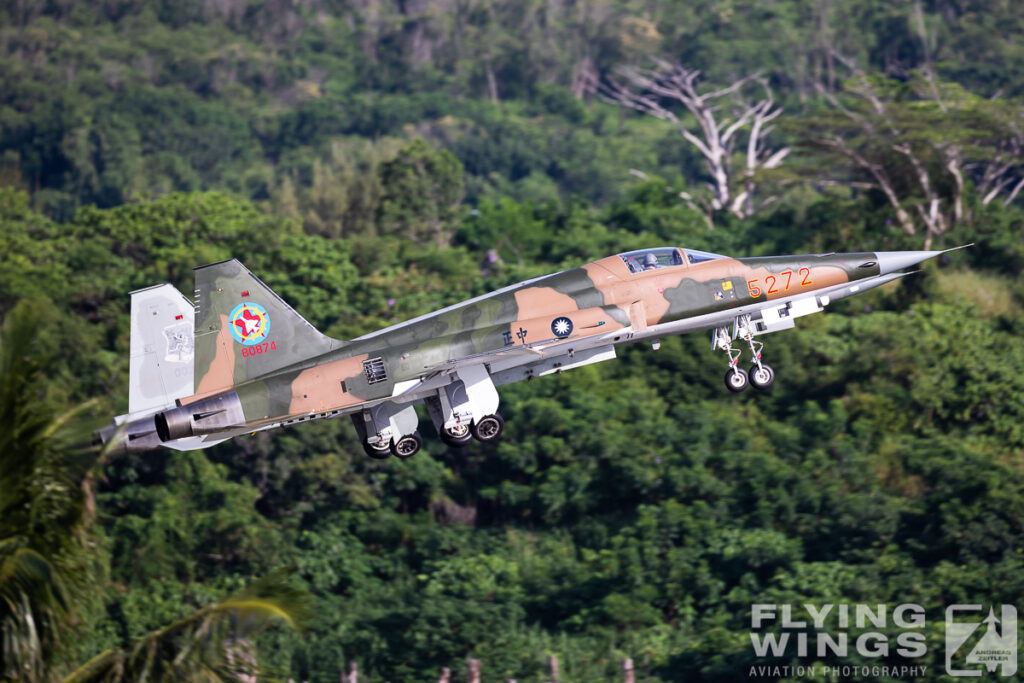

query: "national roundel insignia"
(228, 302), (270, 346)
(551, 316), (573, 338)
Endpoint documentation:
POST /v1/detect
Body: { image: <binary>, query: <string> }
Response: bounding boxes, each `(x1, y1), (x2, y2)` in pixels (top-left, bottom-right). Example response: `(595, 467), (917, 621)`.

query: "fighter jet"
(98, 245), (967, 459)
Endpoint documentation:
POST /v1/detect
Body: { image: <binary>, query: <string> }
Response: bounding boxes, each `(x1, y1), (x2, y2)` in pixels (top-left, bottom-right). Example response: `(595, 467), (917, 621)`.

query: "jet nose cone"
(874, 250), (942, 275)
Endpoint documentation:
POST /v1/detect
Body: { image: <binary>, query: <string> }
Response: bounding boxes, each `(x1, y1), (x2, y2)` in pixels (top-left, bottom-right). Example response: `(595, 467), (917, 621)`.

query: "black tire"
(724, 367), (749, 393)
(749, 363), (775, 390)
(391, 431), (423, 459)
(440, 423), (473, 448)
(363, 439), (392, 459)
(471, 414), (504, 442)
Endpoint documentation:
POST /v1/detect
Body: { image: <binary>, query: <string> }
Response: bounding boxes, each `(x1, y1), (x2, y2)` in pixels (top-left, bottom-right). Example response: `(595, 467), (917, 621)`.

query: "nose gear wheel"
(725, 366), (749, 392)
(749, 363), (775, 390)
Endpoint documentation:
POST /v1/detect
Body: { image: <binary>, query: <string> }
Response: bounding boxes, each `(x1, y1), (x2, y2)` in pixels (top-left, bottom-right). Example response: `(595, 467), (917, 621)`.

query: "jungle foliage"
(2, 1), (1024, 681)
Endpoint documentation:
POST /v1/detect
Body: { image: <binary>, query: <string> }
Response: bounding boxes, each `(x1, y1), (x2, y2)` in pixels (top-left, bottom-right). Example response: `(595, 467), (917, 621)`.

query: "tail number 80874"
(241, 341), (278, 357)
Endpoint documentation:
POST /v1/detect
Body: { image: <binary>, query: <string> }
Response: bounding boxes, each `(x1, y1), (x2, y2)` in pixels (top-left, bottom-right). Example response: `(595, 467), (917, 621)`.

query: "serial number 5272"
(747, 268), (813, 297)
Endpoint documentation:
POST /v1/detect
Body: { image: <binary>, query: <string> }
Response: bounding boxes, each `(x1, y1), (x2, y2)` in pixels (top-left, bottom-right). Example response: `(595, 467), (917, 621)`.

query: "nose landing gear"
(713, 315), (775, 392)
(713, 325), (749, 392)
(725, 366), (749, 392)
(748, 362), (775, 390)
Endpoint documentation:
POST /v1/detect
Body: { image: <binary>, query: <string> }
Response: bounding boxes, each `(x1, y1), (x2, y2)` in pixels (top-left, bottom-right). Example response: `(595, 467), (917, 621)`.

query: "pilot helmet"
(643, 253), (659, 268)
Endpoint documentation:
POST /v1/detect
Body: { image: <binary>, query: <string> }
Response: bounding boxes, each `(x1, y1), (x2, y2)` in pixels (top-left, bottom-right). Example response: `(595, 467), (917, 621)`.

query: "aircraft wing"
(400, 269), (915, 397)
(384, 325), (625, 404)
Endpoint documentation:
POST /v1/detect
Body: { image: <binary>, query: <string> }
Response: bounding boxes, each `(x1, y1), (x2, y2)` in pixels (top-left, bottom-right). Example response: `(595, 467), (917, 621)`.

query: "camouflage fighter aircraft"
(98, 245), (967, 459)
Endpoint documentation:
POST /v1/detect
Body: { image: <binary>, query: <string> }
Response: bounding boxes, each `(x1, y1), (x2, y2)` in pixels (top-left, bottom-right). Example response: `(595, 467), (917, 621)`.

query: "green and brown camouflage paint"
(182, 250), (880, 430)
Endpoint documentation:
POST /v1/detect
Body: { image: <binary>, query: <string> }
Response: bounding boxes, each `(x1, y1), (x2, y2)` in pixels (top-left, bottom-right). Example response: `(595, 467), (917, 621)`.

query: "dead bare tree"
(808, 50), (1024, 248)
(971, 107), (1024, 209)
(602, 58), (789, 225)
(813, 51), (953, 247)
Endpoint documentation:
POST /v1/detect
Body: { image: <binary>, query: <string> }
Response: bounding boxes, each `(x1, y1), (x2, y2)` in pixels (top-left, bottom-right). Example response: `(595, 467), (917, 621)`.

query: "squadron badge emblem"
(229, 302), (270, 346)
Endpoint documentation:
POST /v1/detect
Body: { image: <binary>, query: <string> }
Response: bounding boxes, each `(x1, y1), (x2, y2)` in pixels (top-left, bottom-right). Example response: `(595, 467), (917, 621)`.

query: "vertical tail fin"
(193, 259), (341, 396)
(129, 284), (196, 414)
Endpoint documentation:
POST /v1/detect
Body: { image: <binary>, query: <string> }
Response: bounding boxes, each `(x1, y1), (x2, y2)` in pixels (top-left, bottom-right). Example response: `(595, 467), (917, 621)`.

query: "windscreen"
(683, 248), (727, 264)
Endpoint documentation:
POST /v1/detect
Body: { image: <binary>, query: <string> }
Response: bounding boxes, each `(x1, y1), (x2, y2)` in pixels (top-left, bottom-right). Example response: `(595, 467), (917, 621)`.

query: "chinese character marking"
(502, 330), (513, 346)
(516, 327), (528, 344)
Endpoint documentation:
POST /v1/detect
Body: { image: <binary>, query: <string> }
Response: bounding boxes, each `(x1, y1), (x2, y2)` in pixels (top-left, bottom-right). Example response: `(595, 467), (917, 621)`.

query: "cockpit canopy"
(683, 248), (726, 264)
(619, 247), (726, 273)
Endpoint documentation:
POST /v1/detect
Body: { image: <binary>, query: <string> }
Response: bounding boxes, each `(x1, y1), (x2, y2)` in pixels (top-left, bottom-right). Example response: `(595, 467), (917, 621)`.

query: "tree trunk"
(621, 658), (635, 683)
(466, 658), (481, 683)
(485, 61), (499, 103)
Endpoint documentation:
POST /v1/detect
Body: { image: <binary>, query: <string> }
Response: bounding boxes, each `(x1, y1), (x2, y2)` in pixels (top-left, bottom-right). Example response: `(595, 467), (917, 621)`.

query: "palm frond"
(0, 546), (70, 679)
(65, 571), (309, 683)
(0, 300), (106, 679)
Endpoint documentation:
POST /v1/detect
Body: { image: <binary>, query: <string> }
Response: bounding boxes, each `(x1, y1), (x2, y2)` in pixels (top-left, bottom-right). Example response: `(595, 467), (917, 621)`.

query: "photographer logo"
(945, 604), (1017, 677)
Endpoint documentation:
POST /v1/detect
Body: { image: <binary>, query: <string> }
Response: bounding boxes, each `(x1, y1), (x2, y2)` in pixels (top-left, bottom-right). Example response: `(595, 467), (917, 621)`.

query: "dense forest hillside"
(2, 1), (1023, 681)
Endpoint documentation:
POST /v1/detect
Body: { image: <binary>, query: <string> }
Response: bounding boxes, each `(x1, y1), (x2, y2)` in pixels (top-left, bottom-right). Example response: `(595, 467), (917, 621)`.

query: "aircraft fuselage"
(100, 247), (955, 457)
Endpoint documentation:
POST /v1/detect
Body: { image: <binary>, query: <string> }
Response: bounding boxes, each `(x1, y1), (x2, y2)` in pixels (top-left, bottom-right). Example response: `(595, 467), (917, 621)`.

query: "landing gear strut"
(713, 315), (774, 392)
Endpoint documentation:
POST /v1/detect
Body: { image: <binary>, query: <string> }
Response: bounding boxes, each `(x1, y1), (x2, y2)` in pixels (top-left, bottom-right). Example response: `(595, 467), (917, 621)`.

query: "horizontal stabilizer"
(129, 284), (196, 414)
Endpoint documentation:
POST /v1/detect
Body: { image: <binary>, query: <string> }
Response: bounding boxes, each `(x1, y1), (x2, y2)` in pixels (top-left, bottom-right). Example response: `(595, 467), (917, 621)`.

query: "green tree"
(0, 302), (308, 680)
(378, 138), (465, 246)
(0, 300), (101, 680)
(66, 572), (309, 682)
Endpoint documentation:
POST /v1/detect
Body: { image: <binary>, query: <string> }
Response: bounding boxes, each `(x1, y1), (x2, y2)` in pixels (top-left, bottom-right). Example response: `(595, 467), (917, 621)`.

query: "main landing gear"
(713, 314), (775, 393)
(426, 365), (504, 449)
(440, 422), (473, 448)
(354, 403), (424, 460)
(471, 413), (504, 442)
(438, 414), (504, 447)
(357, 365), (507, 460)
(391, 432), (423, 459)
(361, 411), (504, 458)
(361, 431), (424, 459)
(361, 431), (425, 459)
